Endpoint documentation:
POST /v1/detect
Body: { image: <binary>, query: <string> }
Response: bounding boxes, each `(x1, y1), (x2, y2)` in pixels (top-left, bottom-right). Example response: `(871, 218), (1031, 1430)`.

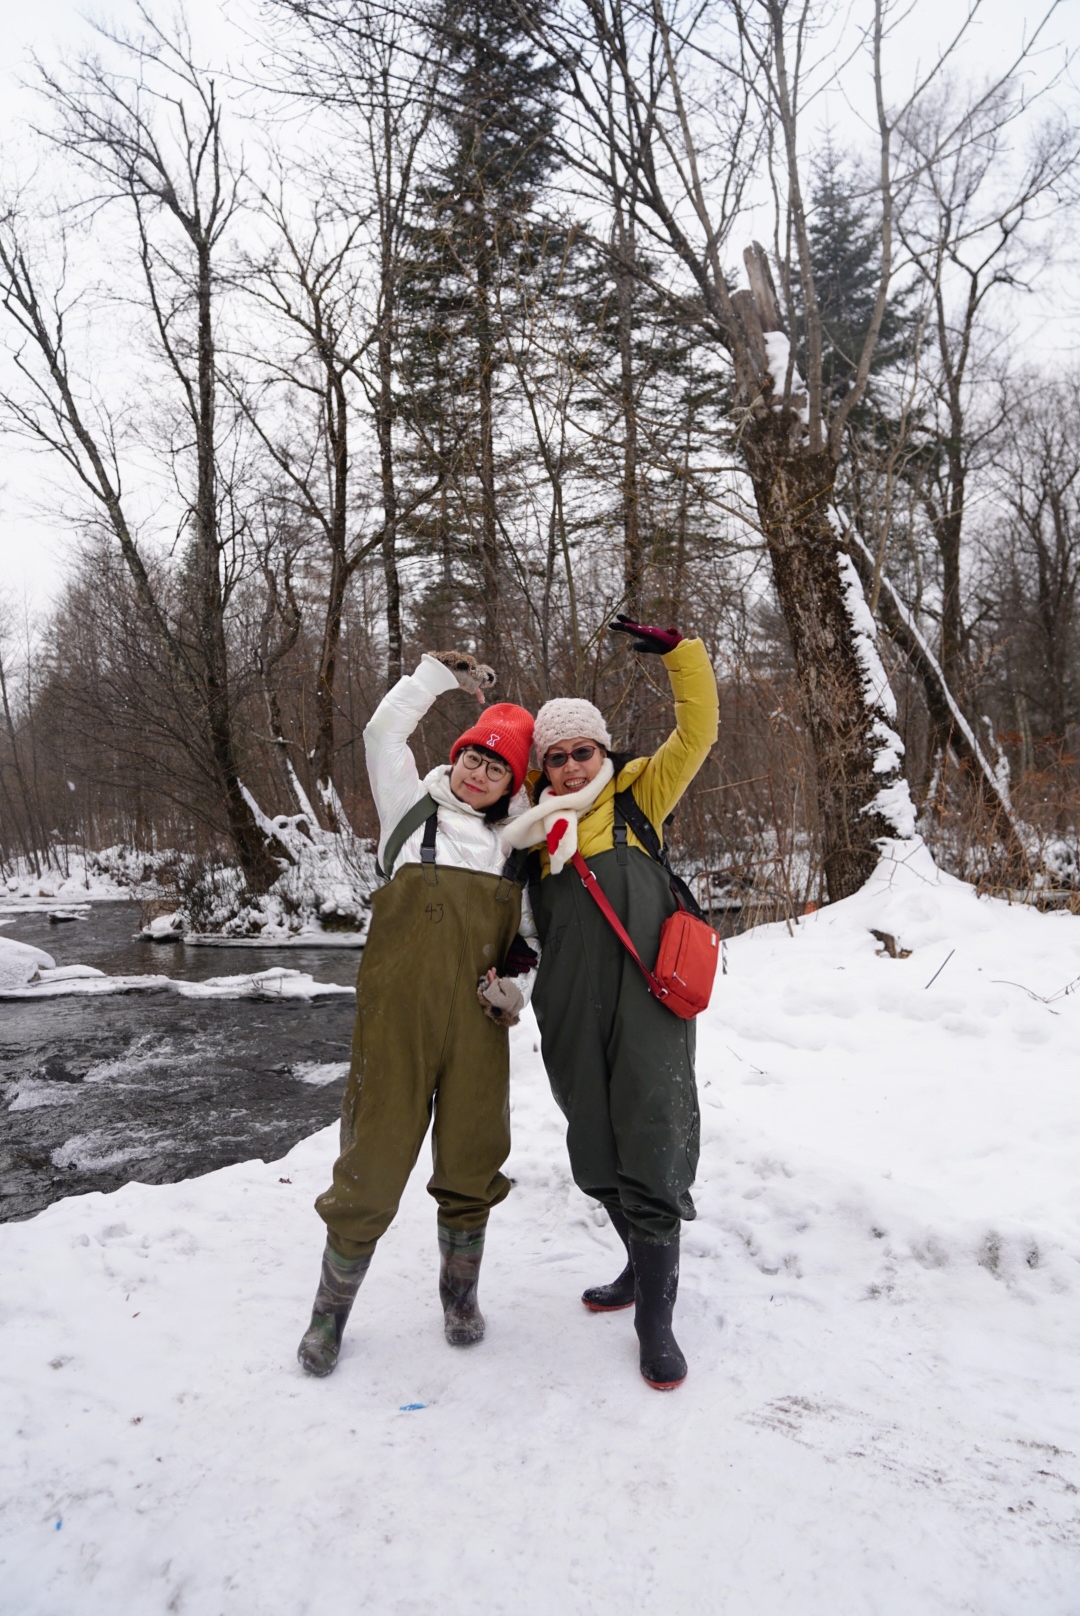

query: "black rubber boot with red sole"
(582, 1206), (635, 1312)
(630, 1237), (686, 1389)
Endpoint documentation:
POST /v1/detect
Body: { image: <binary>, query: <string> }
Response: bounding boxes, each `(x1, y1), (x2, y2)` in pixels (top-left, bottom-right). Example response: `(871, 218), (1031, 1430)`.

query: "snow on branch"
(836, 551), (917, 840)
(846, 532), (1016, 824)
(763, 332), (810, 426)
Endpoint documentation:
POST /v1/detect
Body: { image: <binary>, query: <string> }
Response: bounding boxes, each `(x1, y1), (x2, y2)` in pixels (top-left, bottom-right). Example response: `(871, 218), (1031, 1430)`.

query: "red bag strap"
(570, 851), (669, 1005)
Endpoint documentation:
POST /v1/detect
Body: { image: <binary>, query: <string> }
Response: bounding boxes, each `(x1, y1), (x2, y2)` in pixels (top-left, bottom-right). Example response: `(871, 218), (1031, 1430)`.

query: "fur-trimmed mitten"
(428, 649), (497, 701)
(477, 974), (525, 1027)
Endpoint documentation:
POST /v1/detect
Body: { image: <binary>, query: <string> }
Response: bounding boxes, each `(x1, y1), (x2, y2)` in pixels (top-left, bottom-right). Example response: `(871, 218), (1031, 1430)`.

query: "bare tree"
(0, 14), (285, 887)
(261, 0), (447, 689)
(896, 76), (1079, 743)
(986, 374), (1080, 744)
(526, 0), (1070, 896)
(0, 601), (46, 875)
(231, 189), (378, 820)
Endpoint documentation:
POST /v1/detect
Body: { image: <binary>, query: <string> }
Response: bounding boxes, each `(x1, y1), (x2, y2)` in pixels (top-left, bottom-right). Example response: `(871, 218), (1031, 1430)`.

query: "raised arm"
(364, 657), (460, 850)
(609, 625), (718, 832)
(364, 651), (495, 856)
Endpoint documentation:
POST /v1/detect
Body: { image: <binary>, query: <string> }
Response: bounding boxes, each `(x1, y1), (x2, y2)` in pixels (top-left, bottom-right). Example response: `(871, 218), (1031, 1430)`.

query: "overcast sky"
(1, 0), (1075, 609)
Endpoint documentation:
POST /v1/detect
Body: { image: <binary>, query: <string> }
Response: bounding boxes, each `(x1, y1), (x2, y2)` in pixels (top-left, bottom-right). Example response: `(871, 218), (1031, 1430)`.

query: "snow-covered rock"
(143, 912), (184, 941)
(2, 838), (1079, 1612)
(0, 934), (55, 989)
(35, 965), (106, 984)
(0, 966), (353, 1001)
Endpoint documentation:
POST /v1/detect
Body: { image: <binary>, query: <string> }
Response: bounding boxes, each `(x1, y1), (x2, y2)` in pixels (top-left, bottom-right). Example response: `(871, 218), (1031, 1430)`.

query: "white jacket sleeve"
(500, 886), (539, 1007)
(364, 655), (459, 863)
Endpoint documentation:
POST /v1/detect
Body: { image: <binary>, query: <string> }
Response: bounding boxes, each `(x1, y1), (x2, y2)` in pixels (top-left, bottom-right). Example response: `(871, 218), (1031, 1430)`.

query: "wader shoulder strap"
(495, 844), (530, 902)
(613, 789), (706, 921)
(377, 792), (438, 881)
(526, 849), (543, 920)
(419, 808), (438, 885)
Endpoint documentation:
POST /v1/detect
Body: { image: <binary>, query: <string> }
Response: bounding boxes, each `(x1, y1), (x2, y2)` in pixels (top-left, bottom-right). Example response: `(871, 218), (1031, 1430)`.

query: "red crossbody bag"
(569, 791), (719, 1020)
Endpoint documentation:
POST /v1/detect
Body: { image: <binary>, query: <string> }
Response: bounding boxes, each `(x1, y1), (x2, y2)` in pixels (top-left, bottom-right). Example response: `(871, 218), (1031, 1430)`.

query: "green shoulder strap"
(614, 789), (707, 922)
(377, 793), (438, 880)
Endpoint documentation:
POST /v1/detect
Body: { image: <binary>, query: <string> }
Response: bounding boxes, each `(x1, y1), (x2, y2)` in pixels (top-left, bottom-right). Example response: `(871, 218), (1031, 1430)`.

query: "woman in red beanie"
(298, 650), (536, 1377)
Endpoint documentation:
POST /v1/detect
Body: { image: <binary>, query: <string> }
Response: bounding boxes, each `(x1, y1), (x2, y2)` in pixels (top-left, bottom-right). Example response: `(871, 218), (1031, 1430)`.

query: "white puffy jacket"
(363, 657), (538, 987)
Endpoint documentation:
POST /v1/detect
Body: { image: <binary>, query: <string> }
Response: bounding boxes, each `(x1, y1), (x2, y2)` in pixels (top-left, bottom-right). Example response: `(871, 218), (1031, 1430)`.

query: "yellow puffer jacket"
(528, 637), (719, 876)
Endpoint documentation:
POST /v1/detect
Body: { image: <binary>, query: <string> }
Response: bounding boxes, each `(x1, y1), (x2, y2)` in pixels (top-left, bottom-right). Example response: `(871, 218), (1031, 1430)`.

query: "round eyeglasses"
(458, 747), (511, 782)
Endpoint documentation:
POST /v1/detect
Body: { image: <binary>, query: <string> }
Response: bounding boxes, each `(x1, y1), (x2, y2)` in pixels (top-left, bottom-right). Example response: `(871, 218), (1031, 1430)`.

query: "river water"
(0, 904), (358, 1223)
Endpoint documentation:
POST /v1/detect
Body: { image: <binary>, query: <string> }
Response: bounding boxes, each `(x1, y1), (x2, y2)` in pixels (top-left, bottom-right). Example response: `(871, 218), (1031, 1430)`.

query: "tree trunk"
(376, 289), (403, 690)
(194, 242), (280, 893)
(313, 367), (349, 819)
(848, 532), (1028, 872)
(476, 233), (500, 665)
(743, 418), (896, 899)
(615, 227), (641, 613)
(727, 255), (909, 902)
(613, 209), (647, 748)
(0, 647), (43, 876)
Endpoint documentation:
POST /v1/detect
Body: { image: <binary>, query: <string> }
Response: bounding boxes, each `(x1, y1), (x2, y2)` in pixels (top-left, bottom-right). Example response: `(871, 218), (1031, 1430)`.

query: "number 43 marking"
(425, 904), (444, 924)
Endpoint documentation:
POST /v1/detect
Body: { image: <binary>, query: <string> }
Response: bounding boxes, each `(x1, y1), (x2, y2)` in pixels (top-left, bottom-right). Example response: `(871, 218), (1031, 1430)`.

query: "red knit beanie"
(450, 703), (535, 794)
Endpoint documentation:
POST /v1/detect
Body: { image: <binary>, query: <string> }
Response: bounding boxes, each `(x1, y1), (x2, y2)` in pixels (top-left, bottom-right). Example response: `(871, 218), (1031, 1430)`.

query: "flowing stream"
(0, 904), (358, 1222)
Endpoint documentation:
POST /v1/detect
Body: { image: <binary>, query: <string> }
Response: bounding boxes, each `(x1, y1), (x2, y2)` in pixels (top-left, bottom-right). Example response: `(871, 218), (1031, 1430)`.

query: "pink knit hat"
(532, 698), (612, 765)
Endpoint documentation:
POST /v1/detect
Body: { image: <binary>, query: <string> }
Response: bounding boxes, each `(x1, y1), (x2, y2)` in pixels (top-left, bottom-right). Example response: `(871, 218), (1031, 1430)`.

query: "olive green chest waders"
(532, 841), (700, 1248)
(315, 824), (523, 1262)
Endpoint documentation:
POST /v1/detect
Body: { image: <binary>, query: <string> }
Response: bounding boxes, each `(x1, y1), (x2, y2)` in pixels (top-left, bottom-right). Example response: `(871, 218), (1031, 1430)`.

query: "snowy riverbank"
(2, 839), (1078, 1613)
(0, 930), (353, 1001)
(2, 813), (378, 945)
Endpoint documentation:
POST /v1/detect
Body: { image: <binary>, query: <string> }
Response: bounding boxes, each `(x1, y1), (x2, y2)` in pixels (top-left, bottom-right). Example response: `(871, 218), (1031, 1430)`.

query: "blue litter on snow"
(399, 1402), (426, 1412)
(55, 1520), (62, 1531)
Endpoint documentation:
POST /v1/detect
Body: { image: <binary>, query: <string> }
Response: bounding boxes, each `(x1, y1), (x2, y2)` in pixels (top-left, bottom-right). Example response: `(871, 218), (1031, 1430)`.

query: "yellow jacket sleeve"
(623, 637), (719, 837)
(528, 638), (718, 872)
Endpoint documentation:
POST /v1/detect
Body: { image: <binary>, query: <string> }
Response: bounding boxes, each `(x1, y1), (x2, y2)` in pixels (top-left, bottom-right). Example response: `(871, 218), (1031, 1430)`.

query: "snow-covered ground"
(1, 854), (132, 911)
(2, 839), (1079, 1614)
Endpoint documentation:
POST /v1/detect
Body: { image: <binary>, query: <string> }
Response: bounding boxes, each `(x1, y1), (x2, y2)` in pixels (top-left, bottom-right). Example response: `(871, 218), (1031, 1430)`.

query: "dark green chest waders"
(315, 807), (526, 1261)
(530, 795), (700, 1247)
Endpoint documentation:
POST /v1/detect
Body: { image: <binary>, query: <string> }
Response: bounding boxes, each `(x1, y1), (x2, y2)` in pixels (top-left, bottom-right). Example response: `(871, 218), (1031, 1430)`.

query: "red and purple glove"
(609, 615), (684, 655)
(501, 936), (539, 978)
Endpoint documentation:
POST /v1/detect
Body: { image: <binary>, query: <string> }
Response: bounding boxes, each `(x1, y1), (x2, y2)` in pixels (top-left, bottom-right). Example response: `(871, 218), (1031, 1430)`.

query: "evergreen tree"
(571, 246), (728, 612)
(795, 146), (915, 416)
(397, 0), (561, 662)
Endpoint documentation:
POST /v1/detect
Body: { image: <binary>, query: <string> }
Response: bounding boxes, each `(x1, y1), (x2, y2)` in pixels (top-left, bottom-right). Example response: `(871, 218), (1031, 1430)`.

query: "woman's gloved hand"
(477, 971), (525, 1028)
(500, 936), (538, 977)
(609, 615), (684, 655)
(429, 650), (497, 704)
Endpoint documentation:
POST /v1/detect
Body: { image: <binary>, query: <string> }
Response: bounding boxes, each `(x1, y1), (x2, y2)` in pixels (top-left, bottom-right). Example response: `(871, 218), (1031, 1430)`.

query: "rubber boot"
(630, 1237), (686, 1390)
(297, 1242), (372, 1377)
(582, 1206), (635, 1312)
(439, 1226), (486, 1346)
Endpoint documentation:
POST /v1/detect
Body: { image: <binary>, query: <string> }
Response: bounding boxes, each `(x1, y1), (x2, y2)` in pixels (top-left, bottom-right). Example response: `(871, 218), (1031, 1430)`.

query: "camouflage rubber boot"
(297, 1242), (372, 1377)
(438, 1226), (486, 1346)
(582, 1206), (635, 1312)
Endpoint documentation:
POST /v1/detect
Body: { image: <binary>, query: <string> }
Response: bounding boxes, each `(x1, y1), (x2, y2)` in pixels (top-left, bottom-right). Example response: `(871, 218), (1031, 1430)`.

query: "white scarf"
(500, 757), (614, 875)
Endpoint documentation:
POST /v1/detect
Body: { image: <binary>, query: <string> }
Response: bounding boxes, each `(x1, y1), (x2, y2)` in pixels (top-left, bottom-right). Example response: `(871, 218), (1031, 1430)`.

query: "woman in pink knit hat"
(502, 616), (718, 1390)
(297, 650), (536, 1377)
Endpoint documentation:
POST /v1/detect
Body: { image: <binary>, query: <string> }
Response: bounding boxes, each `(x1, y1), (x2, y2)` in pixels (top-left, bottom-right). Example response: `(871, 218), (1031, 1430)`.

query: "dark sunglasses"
(545, 744), (600, 769)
